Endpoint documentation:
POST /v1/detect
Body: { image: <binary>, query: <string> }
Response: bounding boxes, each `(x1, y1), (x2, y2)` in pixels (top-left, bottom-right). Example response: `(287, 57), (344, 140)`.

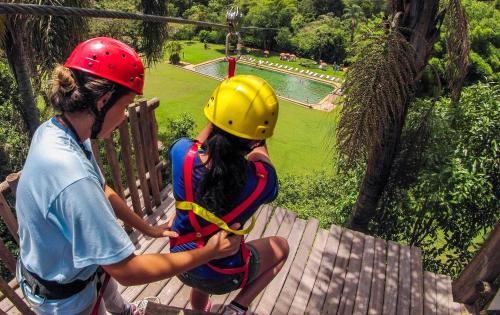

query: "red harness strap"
(172, 143), (268, 288)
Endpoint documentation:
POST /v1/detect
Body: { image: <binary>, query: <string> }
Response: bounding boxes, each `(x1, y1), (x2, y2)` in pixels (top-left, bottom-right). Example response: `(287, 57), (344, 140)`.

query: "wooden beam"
(139, 100), (161, 206)
(453, 221), (500, 304)
(128, 102), (152, 215)
(118, 122), (142, 216)
(5, 173), (20, 196)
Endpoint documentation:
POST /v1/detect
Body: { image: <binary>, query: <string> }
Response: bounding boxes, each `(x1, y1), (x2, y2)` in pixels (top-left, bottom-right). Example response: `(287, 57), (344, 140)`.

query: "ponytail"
(198, 126), (253, 215)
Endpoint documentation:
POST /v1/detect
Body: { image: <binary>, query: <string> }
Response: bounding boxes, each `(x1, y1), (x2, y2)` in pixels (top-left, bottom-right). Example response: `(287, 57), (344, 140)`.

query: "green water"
(194, 61), (334, 104)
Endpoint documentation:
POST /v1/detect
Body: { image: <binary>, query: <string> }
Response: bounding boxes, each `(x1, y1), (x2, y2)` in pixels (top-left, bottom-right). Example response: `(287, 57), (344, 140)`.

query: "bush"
(159, 113), (197, 183)
(273, 169), (362, 228)
(169, 52), (181, 65)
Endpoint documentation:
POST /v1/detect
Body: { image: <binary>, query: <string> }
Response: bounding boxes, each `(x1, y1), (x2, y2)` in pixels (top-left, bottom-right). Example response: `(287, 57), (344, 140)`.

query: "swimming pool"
(194, 61), (333, 104)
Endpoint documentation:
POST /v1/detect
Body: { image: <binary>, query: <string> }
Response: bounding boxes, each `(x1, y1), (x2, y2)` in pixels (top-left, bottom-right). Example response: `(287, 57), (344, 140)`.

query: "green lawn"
(178, 40), (345, 79)
(143, 63), (339, 175)
(179, 41), (226, 65)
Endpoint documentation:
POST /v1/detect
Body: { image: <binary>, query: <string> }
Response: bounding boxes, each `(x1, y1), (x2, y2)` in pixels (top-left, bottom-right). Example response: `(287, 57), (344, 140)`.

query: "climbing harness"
(225, 7), (243, 78)
(90, 272), (111, 315)
(170, 142), (269, 289)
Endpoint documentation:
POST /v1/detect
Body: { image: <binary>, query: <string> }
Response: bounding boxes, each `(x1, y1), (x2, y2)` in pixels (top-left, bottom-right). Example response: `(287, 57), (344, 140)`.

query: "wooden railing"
(452, 221), (500, 312)
(0, 98), (165, 314)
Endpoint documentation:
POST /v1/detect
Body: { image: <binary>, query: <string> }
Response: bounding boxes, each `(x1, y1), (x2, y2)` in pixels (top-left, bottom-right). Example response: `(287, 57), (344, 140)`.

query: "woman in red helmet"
(15, 37), (241, 315)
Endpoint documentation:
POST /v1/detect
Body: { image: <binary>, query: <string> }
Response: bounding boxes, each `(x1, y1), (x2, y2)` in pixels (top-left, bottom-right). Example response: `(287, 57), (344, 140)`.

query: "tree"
(372, 82), (499, 276)
(164, 41), (183, 64)
(0, 0), (91, 137)
(291, 15), (349, 63)
(337, 0), (470, 232)
(342, 3), (364, 42)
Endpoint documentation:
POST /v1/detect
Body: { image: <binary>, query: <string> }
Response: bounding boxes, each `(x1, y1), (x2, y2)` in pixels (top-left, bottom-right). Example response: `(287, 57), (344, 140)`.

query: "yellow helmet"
(204, 75), (279, 140)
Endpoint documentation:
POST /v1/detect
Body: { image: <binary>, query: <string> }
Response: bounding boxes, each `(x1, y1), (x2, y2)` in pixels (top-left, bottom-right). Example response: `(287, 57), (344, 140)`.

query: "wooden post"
(90, 140), (104, 172)
(453, 221), (500, 305)
(149, 99), (163, 190)
(0, 277), (35, 315)
(118, 122), (142, 216)
(128, 102), (152, 215)
(0, 192), (19, 244)
(139, 100), (161, 206)
(5, 172), (20, 196)
(103, 138), (125, 199)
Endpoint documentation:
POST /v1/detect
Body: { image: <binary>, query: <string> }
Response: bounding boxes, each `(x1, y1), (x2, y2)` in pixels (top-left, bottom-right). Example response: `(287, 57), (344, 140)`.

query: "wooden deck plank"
(436, 274), (450, 315)
(444, 276), (461, 315)
(289, 228), (329, 315)
(247, 208), (295, 311)
(383, 241), (400, 315)
(397, 245), (412, 315)
(322, 228), (354, 315)
(410, 247), (424, 315)
(118, 202), (175, 294)
(306, 225), (342, 314)
(271, 218), (319, 314)
(252, 215), (305, 314)
(424, 271), (437, 315)
(352, 235), (375, 315)
(210, 205), (276, 313)
(157, 276), (185, 305)
(368, 238), (387, 315)
(122, 239), (170, 302)
(338, 231), (365, 315)
(169, 285), (191, 308)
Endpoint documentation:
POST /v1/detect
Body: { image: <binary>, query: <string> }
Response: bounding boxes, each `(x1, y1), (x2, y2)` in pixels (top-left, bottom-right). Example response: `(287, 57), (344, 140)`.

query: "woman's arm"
(105, 185), (177, 238)
(247, 141), (273, 166)
(196, 123), (213, 143)
(103, 226), (242, 286)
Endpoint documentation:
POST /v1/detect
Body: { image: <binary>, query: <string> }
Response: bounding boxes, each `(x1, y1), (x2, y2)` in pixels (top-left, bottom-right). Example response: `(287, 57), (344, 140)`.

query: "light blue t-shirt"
(15, 118), (135, 314)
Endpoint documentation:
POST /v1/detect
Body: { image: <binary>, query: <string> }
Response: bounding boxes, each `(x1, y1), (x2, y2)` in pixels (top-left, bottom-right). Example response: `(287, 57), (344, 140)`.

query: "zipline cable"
(0, 3), (279, 31)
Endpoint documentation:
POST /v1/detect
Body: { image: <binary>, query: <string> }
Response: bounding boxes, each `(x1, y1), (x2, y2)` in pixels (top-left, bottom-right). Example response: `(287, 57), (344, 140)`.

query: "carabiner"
(225, 7), (243, 61)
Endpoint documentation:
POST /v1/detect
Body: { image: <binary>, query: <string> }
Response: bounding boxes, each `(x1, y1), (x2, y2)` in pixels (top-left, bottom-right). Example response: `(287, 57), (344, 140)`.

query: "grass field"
(143, 63), (339, 175)
(178, 40), (345, 78)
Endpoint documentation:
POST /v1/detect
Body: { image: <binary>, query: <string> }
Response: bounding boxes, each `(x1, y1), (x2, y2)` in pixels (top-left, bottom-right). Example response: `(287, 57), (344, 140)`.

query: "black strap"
(20, 261), (97, 300)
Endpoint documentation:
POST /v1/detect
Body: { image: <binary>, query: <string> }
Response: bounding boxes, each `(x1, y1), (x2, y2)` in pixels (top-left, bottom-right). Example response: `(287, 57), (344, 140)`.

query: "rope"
(0, 3), (279, 31)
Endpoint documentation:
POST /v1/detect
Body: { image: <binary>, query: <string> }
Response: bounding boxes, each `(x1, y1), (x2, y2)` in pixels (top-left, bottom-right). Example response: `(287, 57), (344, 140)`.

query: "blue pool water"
(194, 61), (333, 104)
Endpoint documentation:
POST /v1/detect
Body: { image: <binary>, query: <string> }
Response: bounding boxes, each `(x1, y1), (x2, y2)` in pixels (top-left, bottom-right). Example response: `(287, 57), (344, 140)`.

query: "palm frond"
(24, 0), (90, 77)
(139, 0), (168, 67)
(444, 0), (469, 103)
(336, 23), (417, 168)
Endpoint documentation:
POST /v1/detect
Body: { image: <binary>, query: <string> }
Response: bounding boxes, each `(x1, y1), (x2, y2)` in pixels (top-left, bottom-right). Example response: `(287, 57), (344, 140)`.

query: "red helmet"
(64, 37), (144, 95)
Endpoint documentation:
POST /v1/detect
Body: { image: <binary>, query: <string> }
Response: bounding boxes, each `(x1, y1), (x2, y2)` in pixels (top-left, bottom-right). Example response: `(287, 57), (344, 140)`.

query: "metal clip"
(225, 7), (243, 61)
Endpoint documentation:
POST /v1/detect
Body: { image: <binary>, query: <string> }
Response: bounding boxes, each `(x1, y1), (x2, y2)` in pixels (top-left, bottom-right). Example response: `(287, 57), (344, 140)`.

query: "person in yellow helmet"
(168, 75), (289, 314)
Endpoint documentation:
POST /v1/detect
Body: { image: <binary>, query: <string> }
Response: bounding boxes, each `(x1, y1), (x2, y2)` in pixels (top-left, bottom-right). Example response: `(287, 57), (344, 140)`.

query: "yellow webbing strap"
(175, 201), (255, 235)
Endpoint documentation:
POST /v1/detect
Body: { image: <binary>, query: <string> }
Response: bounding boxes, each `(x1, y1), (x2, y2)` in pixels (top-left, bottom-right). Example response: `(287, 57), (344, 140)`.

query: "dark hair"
(198, 126), (254, 215)
(50, 65), (130, 113)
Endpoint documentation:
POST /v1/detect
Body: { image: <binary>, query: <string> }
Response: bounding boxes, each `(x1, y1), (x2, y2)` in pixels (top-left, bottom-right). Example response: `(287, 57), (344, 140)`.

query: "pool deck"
(181, 57), (342, 112)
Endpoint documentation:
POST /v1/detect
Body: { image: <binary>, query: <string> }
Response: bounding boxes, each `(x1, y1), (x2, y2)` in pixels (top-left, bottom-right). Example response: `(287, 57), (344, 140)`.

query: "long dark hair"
(198, 126), (254, 215)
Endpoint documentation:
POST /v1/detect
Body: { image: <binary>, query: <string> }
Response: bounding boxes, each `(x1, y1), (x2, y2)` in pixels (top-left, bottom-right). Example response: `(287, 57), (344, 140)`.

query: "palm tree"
(337, 0), (469, 232)
(0, 0), (91, 137)
(343, 3), (364, 42)
(0, 0), (168, 137)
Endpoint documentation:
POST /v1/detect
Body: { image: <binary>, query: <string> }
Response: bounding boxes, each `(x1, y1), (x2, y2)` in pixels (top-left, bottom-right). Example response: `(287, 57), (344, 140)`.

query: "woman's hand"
(205, 223), (242, 260)
(146, 213), (178, 238)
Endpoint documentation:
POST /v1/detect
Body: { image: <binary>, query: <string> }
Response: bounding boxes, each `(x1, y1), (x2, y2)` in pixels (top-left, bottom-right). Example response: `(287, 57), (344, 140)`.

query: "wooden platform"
(0, 186), (474, 314)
